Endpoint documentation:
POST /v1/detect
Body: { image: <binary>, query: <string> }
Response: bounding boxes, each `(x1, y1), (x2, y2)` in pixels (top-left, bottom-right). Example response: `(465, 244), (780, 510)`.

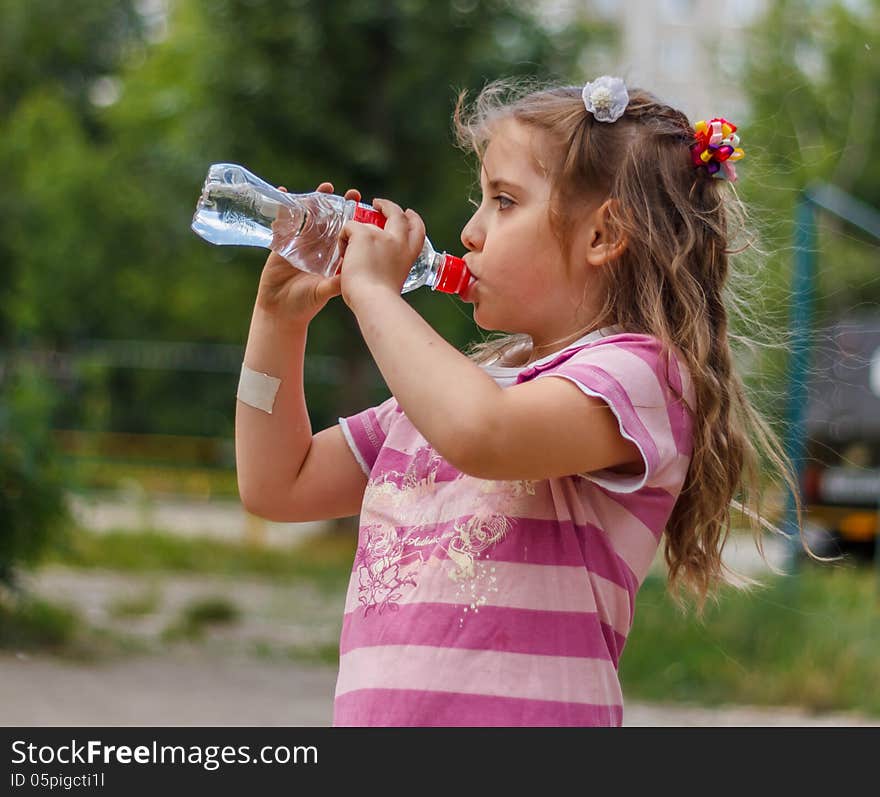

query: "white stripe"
(338, 416), (371, 478)
(581, 486), (661, 582)
(343, 559), (632, 637)
(335, 644), (622, 706)
(344, 559), (598, 615)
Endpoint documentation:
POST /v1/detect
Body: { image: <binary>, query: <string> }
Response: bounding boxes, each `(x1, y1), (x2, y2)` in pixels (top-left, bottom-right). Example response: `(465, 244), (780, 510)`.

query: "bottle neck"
(426, 251), (444, 289)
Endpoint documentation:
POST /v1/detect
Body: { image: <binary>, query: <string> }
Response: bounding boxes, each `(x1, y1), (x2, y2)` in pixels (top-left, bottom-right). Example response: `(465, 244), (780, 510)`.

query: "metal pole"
(782, 193), (817, 570)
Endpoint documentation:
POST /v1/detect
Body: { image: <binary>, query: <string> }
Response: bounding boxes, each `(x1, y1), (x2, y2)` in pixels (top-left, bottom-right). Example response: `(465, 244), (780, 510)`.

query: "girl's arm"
(338, 198), (641, 481)
(236, 304), (368, 521)
(235, 184), (367, 520)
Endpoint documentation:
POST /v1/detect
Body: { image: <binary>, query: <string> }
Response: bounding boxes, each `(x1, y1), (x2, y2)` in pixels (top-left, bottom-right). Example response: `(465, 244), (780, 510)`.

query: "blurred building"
(544, 0), (768, 122)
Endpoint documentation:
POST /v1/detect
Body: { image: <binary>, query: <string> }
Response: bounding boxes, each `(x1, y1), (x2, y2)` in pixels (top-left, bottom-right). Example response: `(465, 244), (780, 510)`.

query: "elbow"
(237, 479), (275, 520)
(238, 487), (265, 519)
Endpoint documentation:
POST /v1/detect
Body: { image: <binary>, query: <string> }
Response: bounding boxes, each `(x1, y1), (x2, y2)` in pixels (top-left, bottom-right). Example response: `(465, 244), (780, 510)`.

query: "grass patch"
(0, 591), (150, 660)
(0, 594), (81, 652)
(620, 560), (880, 716)
(251, 639), (340, 667)
(49, 526), (356, 593)
(162, 595), (240, 641)
(107, 587), (162, 619)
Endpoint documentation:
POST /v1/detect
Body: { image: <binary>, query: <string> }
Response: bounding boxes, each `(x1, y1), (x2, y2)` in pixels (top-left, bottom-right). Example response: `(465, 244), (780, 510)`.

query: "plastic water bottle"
(191, 163), (472, 296)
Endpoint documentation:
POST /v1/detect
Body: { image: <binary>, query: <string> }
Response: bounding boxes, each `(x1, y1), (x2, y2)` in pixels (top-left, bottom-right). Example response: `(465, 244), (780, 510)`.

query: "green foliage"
(620, 563), (880, 716)
(107, 586), (162, 619)
(0, 0), (143, 126)
(51, 526), (357, 593)
(0, 363), (71, 587)
(0, 593), (81, 651)
(163, 595), (240, 640)
(0, 0), (596, 574)
(743, 0), (880, 325)
(2, 0), (598, 434)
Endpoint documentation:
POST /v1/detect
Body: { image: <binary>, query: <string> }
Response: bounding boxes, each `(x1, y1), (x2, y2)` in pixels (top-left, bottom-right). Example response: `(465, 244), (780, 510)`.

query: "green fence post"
(782, 192), (817, 573)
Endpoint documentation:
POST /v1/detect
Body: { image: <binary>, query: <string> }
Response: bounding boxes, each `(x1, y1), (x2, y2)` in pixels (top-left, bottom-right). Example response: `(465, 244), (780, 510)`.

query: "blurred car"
(801, 315), (880, 559)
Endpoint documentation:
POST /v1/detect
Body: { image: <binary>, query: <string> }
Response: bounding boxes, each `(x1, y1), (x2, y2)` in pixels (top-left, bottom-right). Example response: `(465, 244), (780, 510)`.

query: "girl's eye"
(494, 195), (514, 210)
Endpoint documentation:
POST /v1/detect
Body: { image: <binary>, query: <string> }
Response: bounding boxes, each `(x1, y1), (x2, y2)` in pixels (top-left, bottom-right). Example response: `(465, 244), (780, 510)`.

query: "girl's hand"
(338, 198), (426, 311)
(256, 182), (361, 326)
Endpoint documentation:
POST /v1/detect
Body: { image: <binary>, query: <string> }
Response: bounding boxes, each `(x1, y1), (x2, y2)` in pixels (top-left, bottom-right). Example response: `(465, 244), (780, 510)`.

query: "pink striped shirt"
(335, 328), (695, 726)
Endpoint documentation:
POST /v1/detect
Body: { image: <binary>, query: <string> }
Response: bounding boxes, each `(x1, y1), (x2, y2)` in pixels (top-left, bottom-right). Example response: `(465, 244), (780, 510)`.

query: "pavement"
(66, 491), (328, 550)
(2, 649), (876, 727)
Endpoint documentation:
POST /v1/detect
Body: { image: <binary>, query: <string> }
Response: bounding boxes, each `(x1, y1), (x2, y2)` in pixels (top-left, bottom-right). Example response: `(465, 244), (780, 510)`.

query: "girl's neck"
(523, 326), (602, 366)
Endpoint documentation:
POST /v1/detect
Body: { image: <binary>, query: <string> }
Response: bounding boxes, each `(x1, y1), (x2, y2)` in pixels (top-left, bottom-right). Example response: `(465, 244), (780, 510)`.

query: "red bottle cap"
(352, 205), (387, 228)
(433, 254), (472, 296)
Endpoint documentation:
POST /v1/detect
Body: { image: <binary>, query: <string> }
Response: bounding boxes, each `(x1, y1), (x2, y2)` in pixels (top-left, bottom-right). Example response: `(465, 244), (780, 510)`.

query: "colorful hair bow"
(690, 118), (745, 182)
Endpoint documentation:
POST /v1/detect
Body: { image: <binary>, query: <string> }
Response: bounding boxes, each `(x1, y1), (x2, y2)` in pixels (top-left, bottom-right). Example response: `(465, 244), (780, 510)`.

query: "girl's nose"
(460, 210), (483, 252)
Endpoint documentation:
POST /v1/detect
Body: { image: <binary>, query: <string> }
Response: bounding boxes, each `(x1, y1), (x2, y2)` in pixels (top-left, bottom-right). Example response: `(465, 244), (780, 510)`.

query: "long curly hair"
(453, 78), (817, 613)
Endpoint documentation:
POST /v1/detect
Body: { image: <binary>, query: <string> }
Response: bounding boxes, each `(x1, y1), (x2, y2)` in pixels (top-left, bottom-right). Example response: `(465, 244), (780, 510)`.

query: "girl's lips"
(462, 276), (478, 303)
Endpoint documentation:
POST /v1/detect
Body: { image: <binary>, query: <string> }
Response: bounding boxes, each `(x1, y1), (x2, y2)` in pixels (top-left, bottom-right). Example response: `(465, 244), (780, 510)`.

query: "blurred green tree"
(0, 1), (600, 566)
(743, 0), (880, 323)
(6, 0), (598, 436)
(100, 0), (593, 424)
(738, 0), (880, 421)
(0, 0), (145, 587)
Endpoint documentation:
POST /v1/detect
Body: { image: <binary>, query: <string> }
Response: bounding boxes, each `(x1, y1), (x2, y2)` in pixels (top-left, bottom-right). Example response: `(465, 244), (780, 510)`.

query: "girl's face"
(460, 118), (605, 351)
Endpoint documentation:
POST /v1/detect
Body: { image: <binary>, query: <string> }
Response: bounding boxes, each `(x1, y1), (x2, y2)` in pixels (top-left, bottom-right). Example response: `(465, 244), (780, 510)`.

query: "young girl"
(234, 76), (805, 727)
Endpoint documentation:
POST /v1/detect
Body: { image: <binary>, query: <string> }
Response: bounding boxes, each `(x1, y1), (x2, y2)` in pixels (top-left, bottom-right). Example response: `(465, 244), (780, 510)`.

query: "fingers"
(372, 198), (424, 254)
(315, 273), (342, 304)
(404, 208), (426, 255)
(315, 182), (361, 203)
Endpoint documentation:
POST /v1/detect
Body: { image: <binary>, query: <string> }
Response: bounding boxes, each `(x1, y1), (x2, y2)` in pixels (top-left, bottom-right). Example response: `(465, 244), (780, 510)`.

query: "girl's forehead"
(481, 119), (550, 186)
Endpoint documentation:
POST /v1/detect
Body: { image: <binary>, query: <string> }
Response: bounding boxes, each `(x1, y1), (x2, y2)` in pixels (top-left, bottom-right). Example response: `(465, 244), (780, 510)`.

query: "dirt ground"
(4, 565), (878, 728)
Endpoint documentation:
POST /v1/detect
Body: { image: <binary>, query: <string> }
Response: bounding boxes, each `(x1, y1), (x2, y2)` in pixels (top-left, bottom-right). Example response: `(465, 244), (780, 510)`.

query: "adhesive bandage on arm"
(237, 364), (282, 414)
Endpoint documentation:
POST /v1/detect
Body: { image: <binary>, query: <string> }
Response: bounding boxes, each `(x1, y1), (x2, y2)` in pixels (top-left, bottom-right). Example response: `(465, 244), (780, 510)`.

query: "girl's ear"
(584, 198), (627, 267)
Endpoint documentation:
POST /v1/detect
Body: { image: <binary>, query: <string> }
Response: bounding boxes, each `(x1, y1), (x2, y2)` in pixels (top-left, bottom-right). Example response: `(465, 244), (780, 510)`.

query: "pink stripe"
(339, 602), (616, 661)
(353, 513), (637, 591)
(585, 494), (662, 582)
(343, 555), (633, 639)
(343, 409), (384, 472)
(334, 644), (622, 707)
(334, 689), (622, 726)
(603, 622), (628, 666)
(620, 338), (694, 457)
(550, 363), (661, 475)
(595, 483), (677, 536)
(371, 447), (462, 486)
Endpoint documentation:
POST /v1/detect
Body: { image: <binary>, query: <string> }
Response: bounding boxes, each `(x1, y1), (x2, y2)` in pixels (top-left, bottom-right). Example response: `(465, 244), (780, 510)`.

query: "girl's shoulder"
(518, 330), (669, 379)
(536, 330), (695, 412)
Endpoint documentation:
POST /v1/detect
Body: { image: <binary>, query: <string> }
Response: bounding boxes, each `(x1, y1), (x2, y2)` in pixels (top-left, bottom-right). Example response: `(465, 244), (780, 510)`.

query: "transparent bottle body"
(192, 163), (446, 293)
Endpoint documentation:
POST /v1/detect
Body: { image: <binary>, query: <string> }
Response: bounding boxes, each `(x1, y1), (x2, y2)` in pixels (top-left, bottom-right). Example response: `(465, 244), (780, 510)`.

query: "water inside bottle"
(402, 247), (432, 293)
(192, 174), (283, 248)
(270, 192), (348, 278)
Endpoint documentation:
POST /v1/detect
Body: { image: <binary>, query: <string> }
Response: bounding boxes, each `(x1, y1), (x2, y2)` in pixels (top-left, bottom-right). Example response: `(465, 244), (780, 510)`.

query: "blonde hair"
(453, 78), (820, 613)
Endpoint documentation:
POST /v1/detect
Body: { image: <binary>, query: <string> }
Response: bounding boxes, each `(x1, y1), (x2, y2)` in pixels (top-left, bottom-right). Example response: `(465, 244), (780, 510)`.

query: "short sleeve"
(338, 396), (400, 478)
(525, 334), (694, 494)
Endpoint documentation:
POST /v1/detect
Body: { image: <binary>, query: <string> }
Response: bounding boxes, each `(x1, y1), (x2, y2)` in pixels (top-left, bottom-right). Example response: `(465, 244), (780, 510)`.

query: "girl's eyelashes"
(469, 194), (515, 211)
